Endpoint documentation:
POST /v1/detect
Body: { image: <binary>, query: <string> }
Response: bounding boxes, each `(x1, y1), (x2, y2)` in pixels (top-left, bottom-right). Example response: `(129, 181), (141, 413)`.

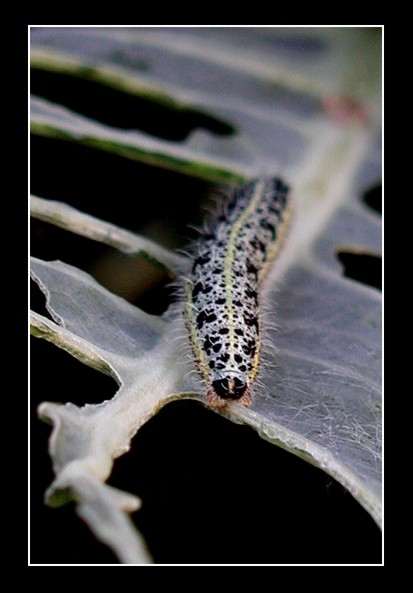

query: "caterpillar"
(183, 177), (292, 409)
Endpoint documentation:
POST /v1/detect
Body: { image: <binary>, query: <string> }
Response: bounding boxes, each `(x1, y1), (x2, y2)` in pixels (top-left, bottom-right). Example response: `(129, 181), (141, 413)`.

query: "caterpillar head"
(208, 372), (251, 408)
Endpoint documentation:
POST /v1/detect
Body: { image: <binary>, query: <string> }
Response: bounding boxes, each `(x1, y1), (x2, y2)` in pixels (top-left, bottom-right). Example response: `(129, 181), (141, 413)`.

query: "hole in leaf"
(30, 335), (118, 408)
(30, 135), (216, 314)
(132, 273), (176, 315)
(31, 219), (174, 316)
(30, 216), (111, 273)
(363, 182), (382, 215)
(30, 67), (235, 141)
(86, 249), (175, 315)
(30, 135), (214, 240)
(336, 250), (382, 291)
(30, 278), (52, 320)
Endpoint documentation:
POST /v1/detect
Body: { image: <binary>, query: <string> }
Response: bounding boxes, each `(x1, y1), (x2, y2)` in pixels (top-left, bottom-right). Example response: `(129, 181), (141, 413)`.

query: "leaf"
(30, 195), (186, 274)
(30, 26), (382, 563)
(32, 27), (380, 182)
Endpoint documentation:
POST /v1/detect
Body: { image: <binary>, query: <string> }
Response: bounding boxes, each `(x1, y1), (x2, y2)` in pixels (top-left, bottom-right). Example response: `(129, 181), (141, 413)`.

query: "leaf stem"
(30, 195), (187, 276)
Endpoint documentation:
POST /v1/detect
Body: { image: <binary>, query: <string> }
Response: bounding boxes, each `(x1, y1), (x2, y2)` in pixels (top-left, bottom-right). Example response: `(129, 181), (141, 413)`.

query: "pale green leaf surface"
(30, 27), (382, 563)
(258, 266), (381, 517)
(31, 257), (167, 357)
(31, 26), (380, 111)
(31, 27), (365, 181)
